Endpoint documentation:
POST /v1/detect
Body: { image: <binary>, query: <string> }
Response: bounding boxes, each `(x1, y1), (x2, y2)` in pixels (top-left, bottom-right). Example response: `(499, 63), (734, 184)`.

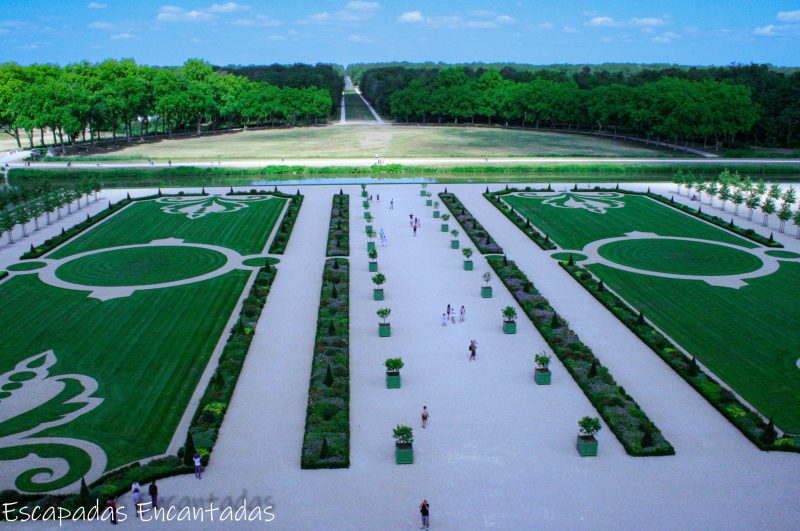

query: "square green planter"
(481, 286), (493, 298)
(373, 288), (384, 301)
(395, 445), (413, 464)
(440, 224), (448, 232)
(577, 436), (598, 457)
(365, 225), (373, 234)
(433, 211), (440, 218)
(379, 323), (391, 337)
(503, 321), (517, 334)
(363, 212), (371, 220)
(367, 241), (376, 252)
(369, 261), (378, 272)
(362, 190), (368, 197)
(463, 260), (473, 271)
(419, 190), (426, 197)
(426, 199), (433, 207)
(534, 369), (551, 385)
(451, 240), (460, 249)
(386, 372), (401, 389)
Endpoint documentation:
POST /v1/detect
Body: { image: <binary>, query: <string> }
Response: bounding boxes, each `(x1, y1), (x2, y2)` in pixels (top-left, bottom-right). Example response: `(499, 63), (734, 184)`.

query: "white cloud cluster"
(234, 14), (281, 27)
(157, 3), (249, 22)
(302, 1), (380, 25)
(753, 10), (800, 36)
(777, 10), (800, 22)
(585, 15), (665, 28)
(88, 2), (107, 8)
(585, 16), (622, 28)
(652, 31), (680, 43)
(397, 10), (515, 29)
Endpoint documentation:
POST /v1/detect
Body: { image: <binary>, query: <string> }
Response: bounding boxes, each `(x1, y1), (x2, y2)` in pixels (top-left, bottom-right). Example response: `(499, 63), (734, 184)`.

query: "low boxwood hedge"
(438, 192), (503, 254)
(327, 193), (350, 256)
(301, 258), (351, 468)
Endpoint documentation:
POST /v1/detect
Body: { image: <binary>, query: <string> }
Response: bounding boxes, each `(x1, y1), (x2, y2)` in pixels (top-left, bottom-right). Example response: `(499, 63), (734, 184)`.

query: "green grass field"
(344, 93), (376, 121)
(503, 192), (800, 433)
(0, 195), (286, 492)
(62, 125), (665, 161)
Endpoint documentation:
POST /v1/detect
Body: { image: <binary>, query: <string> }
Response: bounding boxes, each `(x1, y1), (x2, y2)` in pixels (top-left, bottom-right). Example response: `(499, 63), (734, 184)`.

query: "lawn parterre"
(491, 188), (800, 437)
(0, 193), (291, 495)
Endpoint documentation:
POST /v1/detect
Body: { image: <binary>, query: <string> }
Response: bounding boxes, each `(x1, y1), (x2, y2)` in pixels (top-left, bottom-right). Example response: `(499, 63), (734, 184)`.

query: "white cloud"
(265, 34), (285, 41)
(346, 1), (379, 10)
(234, 14), (280, 27)
(157, 6), (215, 22)
(495, 15), (515, 24)
(777, 10), (800, 22)
(347, 34), (371, 42)
(599, 36), (613, 43)
(641, 27), (654, 33)
(110, 32), (135, 40)
(88, 2), (107, 8)
(631, 17), (664, 26)
(753, 25), (776, 36)
(87, 21), (114, 30)
(563, 25), (579, 33)
(398, 11), (423, 23)
(535, 22), (554, 30)
(585, 16), (622, 27)
(653, 31), (680, 43)
(206, 2), (249, 13)
(302, 1), (379, 24)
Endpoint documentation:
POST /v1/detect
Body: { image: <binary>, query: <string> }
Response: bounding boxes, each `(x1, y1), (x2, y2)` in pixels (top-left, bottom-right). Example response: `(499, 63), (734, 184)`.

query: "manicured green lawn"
(55, 246), (227, 286)
(344, 93), (376, 121)
(504, 191), (800, 433)
(597, 238), (763, 276)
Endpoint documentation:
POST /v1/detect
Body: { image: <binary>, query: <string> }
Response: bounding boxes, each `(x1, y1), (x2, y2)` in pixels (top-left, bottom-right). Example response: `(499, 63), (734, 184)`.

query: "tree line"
(359, 64), (800, 148)
(0, 59), (334, 151)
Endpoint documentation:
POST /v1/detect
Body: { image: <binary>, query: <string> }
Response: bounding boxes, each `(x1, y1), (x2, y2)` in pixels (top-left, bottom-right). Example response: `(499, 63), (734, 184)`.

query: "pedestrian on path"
(377, 194), (380, 202)
(106, 497), (118, 525)
(415, 217), (420, 227)
(441, 313), (447, 327)
(421, 406), (429, 429)
(409, 214), (414, 227)
(469, 340), (477, 361)
(413, 225), (417, 237)
(132, 487), (143, 518)
(446, 304), (451, 320)
(193, 453), (202, 479)
(131, 481), (140, 496)
(450, 306), (456, 324)
(420, 499), (430, 529)
(459, 306), (466, 322)
(390, 199), (394, 209)
(149, 480), (159, 509)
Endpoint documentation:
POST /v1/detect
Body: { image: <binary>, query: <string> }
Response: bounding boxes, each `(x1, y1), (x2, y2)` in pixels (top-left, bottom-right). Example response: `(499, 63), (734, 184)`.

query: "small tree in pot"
(363, 202), (371, 219)
(534, 351), (551, 385)
(577, 416), (602, 456)
(393, 424), (414, 464)
(361, 183), (368, 197)
(502, 306), (517, 334)
(372, 272), (386, 300)
(420, 184), (428, 197)
(368, 248), (378, 272)
(462, 247), (474, 270)
(377, 307), (392, 337)
(450, 229), (460, 249)
(367, 229), (376, 251)
(440, 213), (450, 232)
(433, 201), (440, 218)
(481, 271), (493, 298)
(385, 357), (404, 388)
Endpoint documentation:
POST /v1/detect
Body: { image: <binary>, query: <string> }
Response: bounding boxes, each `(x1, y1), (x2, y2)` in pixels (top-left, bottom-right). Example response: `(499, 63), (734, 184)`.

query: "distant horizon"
(1, 0), (798, 67)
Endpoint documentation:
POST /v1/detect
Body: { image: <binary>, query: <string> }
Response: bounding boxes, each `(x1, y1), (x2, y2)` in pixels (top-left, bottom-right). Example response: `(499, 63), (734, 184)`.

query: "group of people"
(409, 214), (421, 236)
(105, 480), (159, 523)
(441, 304), (466, 326)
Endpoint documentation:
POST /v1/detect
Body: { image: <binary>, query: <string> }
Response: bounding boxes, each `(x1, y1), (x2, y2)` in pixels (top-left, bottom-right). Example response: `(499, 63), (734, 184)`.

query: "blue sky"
(1, 0), (799, 67)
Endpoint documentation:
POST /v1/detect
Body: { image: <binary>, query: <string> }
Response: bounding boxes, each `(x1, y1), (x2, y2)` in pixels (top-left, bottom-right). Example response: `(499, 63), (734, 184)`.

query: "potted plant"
(426, 197), (433, 207)
(368, 248), (378, 272)
(534, 352), (552, 385)
(462, 247), (474, 270)
(450, 229), (460, 249)
(361, 183), (368, 197)
(502, 306), (517, 334)
(577, 416), (602, 457)
(363, 199), (369, 208)
(420, 184), (427, 197)
(440, 213), (450, 232)
(481, 271), (493, 298)
(377, 307), (391, 337)
(367, 229), (376, 252)
(393, 424), (414, 464)
(433, 201), (440, 218)
(385, 357), (403, 388)
(372, 272), (386, 300)
(365, 224), (373, 234)
(363, 203), (371, 219)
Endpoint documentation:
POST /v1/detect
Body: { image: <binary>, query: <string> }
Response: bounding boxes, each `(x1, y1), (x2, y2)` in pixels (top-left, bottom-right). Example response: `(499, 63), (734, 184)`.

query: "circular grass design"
(55, 246), (227, 287)
(551, 252), (587, 262)
(765, 250), (800, 259)
(598, 239), (763, 276)
(242, 256), (280, 267)
(7, 262), (47, 272)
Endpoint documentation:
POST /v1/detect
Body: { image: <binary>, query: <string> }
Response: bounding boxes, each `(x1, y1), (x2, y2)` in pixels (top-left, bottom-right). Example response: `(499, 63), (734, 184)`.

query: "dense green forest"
(0, 59), (334, 150)
(357, 64), (800, 148)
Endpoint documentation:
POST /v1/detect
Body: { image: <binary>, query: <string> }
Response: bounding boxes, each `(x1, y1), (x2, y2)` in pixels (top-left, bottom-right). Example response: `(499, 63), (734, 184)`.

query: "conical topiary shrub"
(182, 432), (196, 466)
(324, 365), (335, 387)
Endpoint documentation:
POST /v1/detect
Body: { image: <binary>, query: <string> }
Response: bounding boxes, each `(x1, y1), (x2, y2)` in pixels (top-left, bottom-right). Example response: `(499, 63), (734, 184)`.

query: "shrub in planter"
(420, 184), (427, 197)
(393, 424), (414, 464)
(433, 201), (440, 218)
(377, 307), (391, 337)
(534, 352), (552, 385)
(577, 416), (602, 456)
(481, 271), (493, 298)
(367, 230), (376, 251)
(462, 247), (474, 270)
(385, 357), (403, 389)
(426, 198), (433, 207)
(368, 248), (378, 272)
(451, 229), (460, 249)
(502, 306), (517, 334)
(372, 273), (386, 301)
(440, 213), (450, 232)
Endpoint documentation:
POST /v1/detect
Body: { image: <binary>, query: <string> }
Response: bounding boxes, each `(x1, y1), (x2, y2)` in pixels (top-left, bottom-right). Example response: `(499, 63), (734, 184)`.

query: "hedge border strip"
(438, 192), (504, 255)
(326, 193), (350, 257)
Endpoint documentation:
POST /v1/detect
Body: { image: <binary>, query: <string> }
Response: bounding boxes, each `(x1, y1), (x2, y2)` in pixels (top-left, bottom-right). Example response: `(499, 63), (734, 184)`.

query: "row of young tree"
(0, 59), (334, 151)
(673, 170), (800, 235)
(359, 67), (761, 148)
(0, 179), (101, 243)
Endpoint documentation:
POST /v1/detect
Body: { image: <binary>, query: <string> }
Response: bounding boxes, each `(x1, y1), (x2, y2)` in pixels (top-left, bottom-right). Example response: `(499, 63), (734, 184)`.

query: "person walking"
(409, 214), (414, 227)
(148, 480), (159, 510)
(413, 225), (417, 237)
(415, 217), (420, 227)
(377, 194), (380, 202)
(450, 306), (456, 324)
(459, 305), (466, 322)
(106, 497), (118, 525)
(441, 313), (447, 327)
(446, 304), (451, 321)
(469, 340), (477, 361)
(421, 406), (429, 428)
(390, 199), (394, 210)
(132, 487), (143, 518)
(420, 499), (430, 530)
(193, 453), (202, 479)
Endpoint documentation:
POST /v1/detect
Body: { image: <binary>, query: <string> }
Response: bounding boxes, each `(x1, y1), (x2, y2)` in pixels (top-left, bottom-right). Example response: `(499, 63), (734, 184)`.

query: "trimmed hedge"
(487, 255), (674, 456)
(485, 188), (556, 250)
(327, 193), (350, 256)
(438, 192), (503, 254)
(301, 258), (350, 468)
(0, 272), (7, 282)
(560, 260), (798, 452)
(267, 191), (303, 254)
